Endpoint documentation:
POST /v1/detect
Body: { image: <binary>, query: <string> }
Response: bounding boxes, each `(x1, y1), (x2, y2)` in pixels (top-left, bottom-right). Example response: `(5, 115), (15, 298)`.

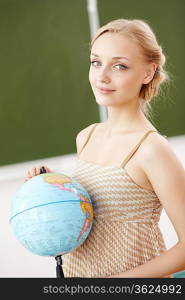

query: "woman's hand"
(24, 165), (53, 182)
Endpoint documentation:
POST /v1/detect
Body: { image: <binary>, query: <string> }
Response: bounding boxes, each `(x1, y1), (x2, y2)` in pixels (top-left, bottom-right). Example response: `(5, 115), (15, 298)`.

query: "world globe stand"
(55, 255), (64, 278)
(39, 167), (65, 278)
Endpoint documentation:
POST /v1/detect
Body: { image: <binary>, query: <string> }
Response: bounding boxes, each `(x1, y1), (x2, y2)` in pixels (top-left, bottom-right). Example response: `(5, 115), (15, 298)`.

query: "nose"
(97, 67), (111, 84)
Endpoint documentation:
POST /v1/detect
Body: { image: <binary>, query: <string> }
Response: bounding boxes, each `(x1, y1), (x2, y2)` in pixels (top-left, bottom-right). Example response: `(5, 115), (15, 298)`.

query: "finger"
(30, 167), (36, 176)
(39, 166), (52, 173)
(27, 170), (32, 178)
(36, 167), (43, 175)
(44, 166), (52, 173)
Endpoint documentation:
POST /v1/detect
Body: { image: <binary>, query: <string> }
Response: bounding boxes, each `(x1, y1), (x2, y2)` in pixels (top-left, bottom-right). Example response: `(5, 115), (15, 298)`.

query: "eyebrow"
(90, 53), (129, 61)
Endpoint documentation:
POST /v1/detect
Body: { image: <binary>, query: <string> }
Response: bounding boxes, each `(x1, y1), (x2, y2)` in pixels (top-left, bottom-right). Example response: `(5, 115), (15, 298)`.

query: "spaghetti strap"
(120, 130), (158, 168)
(78, 123), (99, 155)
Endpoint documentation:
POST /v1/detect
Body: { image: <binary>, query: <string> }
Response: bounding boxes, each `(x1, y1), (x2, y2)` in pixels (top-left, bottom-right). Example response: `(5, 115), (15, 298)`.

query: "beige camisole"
(62, 124), (172, 278)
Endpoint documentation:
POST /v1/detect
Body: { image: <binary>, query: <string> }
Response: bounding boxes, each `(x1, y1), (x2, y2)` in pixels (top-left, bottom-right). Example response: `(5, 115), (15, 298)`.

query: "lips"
(97, 87), (115, 94)
(97, 87), (115, 92)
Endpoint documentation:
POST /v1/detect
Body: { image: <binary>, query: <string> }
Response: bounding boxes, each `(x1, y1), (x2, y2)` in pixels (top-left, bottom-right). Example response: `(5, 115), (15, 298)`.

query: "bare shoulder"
(139, 131), (170, 157)
(76, 123), (98, 155)
(138, 131), (184, 173)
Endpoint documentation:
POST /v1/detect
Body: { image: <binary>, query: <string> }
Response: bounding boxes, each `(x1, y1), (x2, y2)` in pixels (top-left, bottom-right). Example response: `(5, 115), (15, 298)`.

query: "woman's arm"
(107, 134), (185, 278)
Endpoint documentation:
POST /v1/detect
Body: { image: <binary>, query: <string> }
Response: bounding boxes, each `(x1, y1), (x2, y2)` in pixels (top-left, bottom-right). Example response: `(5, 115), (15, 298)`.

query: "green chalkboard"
(0, 0), (99, 166)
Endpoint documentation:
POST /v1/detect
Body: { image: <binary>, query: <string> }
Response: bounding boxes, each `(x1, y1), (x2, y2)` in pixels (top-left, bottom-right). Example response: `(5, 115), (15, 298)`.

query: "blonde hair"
(90, 19), (170, 118)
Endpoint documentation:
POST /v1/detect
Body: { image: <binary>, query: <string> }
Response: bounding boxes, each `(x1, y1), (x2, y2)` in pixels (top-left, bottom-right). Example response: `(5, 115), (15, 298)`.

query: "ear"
(142, 63), (157, 84)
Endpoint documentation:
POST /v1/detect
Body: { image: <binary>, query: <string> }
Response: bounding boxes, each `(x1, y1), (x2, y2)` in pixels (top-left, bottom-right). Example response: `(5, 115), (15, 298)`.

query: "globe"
(9, 172), (94, 257)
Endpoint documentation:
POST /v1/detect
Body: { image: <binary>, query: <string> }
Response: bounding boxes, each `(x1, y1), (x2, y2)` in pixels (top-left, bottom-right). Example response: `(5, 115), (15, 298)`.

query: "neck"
(103, 100), (150, 136)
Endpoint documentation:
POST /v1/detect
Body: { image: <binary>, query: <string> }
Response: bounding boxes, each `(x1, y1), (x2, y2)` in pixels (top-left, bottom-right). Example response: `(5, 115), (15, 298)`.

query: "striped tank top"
(62, 124), (170, 278)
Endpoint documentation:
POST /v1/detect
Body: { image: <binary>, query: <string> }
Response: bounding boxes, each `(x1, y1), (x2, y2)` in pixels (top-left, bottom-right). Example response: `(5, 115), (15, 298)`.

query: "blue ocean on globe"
(9, 173), (94, 256)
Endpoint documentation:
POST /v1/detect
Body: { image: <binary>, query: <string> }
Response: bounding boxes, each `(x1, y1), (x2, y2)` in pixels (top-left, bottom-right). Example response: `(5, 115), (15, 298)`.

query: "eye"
(90, 60), (101, 67)
(114, 64), (128, 70)
(90, 60), (128, 70)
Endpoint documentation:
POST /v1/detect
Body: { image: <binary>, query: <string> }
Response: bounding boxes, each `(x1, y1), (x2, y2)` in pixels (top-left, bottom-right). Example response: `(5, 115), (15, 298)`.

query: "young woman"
(25, 19), (185, 278)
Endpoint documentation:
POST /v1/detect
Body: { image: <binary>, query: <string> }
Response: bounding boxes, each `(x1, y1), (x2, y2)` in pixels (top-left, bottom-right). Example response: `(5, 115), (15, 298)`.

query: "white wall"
(0, 136), (184, 277)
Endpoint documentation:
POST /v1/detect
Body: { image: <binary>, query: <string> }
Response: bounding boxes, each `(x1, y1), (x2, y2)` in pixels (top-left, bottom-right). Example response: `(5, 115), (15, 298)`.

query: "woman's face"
(89, 32), (150, 107)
